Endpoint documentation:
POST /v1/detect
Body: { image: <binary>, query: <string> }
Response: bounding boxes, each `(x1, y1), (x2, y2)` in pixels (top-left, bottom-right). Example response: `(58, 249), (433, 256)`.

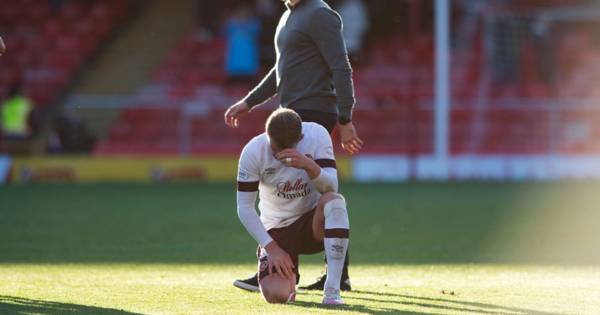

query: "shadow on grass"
(297, 290), (566, 315)
(0, 296), (143, 315)
(291, 300), (425, 315)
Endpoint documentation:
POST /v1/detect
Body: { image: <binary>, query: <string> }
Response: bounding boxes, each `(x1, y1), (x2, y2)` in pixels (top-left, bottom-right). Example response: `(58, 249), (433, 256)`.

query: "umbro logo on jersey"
(325, 146), (333, 157)
(238, 171), (249, 180)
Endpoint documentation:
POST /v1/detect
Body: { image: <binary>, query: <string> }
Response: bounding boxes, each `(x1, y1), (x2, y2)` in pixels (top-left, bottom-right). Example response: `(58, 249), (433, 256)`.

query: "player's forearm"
(237, 191), (273, 247)
(333, 68), (355, 122)
(303, 158), (338, 193)
(311, 167), (338, 193)
(242, 66), (277, 109)
(303, 159), (322, 180)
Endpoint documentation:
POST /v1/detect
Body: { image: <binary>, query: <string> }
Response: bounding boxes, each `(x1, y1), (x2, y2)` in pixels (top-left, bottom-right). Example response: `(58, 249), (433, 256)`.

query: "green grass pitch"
(1, 182), (599, 314)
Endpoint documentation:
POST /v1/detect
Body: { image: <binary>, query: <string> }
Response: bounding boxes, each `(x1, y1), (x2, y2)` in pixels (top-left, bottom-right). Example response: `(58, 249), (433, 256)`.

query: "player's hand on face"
(338, 122), (364, 155)
(276, 149), (308, 169)
(264, 241), (295, 281)
(224, 101), (250, 128)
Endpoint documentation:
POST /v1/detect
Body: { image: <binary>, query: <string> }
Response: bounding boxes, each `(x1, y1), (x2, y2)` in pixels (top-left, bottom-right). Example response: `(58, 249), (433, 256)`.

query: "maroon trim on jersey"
(237, 181), (259, 192)
(315, 159), (336, 169)
(324, 228), (349, 238)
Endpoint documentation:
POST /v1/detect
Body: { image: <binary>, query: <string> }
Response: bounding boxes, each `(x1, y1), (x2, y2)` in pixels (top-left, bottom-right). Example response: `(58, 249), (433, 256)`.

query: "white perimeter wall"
(353, 155), (600, 181)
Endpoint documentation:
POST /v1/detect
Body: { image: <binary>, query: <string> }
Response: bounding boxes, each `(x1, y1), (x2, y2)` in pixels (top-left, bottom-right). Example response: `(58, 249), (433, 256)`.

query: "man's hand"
(276, 148), (321, 179)
(264, 241), (295, 280)
(0, 36), (5, 56)
(338, 122), (363, 155)
(275, 149), (312, 169)
(224, 101), (250, 128)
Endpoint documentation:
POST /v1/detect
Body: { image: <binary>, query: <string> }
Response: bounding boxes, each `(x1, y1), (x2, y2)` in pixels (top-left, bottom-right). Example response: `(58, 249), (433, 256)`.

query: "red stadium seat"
(96, 10), (600, 156)
(3, 0), (133, 114)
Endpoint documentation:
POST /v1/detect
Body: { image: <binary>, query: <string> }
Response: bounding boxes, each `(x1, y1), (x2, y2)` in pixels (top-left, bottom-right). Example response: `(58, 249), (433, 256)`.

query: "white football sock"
(323, 198), (350, 295)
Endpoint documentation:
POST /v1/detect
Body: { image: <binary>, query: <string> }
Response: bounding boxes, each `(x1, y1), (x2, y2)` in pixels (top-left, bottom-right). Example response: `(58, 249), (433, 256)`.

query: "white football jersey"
(237, 122), (336, 230)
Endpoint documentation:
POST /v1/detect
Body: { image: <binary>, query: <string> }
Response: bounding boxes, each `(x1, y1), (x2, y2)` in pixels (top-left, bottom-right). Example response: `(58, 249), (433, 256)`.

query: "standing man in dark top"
(224, 0), (363, 293)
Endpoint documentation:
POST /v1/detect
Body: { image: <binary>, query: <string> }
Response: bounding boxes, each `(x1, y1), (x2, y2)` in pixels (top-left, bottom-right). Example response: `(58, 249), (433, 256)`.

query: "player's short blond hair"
(266, 108), (302, 149)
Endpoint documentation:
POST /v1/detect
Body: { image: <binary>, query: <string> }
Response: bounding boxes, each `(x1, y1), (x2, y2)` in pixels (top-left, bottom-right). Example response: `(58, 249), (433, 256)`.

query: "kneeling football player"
(236, 108), (350, 304)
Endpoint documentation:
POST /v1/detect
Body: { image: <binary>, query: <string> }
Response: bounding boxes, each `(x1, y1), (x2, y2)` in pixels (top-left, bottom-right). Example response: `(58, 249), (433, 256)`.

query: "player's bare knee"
(261, 286), (292, 304)
(317, 192), (343, 209)
(259, 274), (294, 304)
(262, 290), (287, 304)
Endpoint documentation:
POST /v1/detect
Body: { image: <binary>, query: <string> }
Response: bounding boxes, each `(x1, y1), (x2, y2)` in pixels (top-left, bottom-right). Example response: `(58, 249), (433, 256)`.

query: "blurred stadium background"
(1, 0), (599, 182)
(2, 0), (600, 314)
